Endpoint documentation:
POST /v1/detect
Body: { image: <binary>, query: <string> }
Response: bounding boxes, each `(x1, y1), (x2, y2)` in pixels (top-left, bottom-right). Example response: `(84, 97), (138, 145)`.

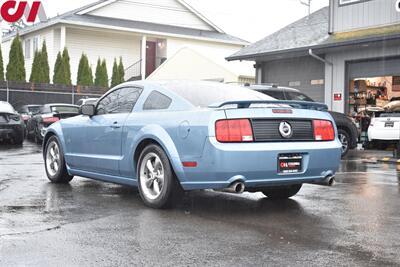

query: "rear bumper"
(0, 125), (24, 139)
(368, 128), (400, 141)
(178, 138), (342, 190)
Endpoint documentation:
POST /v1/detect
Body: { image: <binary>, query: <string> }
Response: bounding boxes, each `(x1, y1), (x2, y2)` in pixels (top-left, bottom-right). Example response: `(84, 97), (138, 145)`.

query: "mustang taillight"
(42, 117), (60, 124)
(215, 119), (254, 143)
(313, 120), (335, 141)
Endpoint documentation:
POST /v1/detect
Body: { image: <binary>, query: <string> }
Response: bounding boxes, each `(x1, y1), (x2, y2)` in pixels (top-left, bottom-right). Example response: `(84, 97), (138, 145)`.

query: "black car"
(0, 101), (25, 145)
(248, 85), (358, 157)
(27, 104), (80, 143)
(17, 105), (42, 125)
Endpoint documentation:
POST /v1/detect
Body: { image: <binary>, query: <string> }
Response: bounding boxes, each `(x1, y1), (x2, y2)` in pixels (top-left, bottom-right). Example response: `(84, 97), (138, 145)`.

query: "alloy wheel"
(139, 152), (165, 200)
(46, 141), (61, 176)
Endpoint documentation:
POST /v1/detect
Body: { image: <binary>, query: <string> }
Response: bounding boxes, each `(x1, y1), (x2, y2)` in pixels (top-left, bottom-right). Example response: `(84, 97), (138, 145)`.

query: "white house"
(1, 0), (250, 85)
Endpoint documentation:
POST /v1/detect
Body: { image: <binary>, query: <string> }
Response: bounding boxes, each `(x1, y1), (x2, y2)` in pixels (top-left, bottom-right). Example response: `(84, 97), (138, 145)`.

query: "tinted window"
(161, 81), (272, 108)
(257, 90), (285, 100)
(27, 106), (41, 114)
(143, 91), (172, 110)
(97, 87), (142, 115)
(284, 91), (314, 102)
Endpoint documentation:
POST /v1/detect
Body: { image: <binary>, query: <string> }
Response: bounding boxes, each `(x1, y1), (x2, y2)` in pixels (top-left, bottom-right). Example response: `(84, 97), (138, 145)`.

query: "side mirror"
(80, 104), (95, 116)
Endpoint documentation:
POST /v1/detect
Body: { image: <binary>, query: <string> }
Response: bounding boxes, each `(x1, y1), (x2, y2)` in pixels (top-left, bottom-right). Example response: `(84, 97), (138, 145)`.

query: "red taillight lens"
(215, 119), (254, 142)
(313, 120), (335, 141)
(42, 117), (60, 124)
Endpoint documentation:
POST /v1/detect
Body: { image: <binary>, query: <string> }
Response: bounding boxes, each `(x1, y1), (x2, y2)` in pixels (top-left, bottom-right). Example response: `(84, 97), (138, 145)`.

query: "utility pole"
(300, 0), (312, 16)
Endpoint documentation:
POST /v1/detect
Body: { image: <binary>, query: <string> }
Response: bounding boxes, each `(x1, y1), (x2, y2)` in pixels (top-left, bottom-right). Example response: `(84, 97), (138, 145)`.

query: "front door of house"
(146, 41), (156, 77)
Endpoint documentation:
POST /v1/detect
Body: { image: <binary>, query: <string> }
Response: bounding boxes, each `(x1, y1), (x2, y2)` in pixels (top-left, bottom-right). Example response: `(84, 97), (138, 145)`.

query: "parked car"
(248, 85), (358, 157)
(17, 105), (42, 125)
(368, 113), (400, 144)
(27, 104), (80, 143)
(76, 98), (98, 106)
(0, 101), (25, 145)
(42, 81), (342, 209)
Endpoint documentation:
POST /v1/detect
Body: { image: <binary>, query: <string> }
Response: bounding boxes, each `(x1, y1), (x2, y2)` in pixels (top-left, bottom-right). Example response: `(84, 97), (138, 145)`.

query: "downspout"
(308, 49), (334, 110)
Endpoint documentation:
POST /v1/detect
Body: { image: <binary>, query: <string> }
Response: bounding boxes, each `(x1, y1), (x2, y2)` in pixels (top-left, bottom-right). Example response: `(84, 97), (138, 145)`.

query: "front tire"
(137, 144), (182, 209)
(44, 136), (73, 183)
(261, 184), (302, 199)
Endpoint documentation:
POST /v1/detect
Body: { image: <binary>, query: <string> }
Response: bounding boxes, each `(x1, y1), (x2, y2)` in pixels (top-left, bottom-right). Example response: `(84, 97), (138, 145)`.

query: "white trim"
(176, 0), (224, 33)
(59, 20), (247, 45)
(77, 0), (118, 15)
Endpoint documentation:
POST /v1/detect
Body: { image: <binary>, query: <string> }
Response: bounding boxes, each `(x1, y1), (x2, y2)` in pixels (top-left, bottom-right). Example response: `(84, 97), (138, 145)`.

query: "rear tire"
(44, 136), (73, 184)
(261, 184), (302, 199)
(137, 144), (182, 209)
(13, 132), (24, 145)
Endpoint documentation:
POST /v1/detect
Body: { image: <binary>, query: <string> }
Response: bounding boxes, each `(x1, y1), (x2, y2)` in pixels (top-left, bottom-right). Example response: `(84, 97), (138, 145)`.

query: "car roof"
(44, 103), (79, 107)
(247, 85), (301, 92)
(0, 101), (15, 113)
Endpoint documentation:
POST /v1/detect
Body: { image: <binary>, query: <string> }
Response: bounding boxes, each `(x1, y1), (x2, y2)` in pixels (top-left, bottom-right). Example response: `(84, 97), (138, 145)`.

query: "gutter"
(308, 49), (334, 109)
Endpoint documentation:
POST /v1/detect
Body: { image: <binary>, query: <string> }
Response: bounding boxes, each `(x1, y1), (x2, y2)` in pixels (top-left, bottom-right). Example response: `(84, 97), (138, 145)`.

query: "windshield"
(0, 102), (15, 114)
(285, 91), (314, 102)
(161, 81), (273, 108)
(28, 106), (41, 114)
(50, 106), (79, 114)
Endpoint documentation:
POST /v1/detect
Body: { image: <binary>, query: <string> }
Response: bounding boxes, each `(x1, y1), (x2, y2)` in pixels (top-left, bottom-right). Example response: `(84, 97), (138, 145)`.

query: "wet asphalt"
(0, 141), (400, 266)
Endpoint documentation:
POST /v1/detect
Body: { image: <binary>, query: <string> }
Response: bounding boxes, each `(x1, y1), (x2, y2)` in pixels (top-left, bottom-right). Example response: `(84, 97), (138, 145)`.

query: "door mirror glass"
(80, 104), (95, 116)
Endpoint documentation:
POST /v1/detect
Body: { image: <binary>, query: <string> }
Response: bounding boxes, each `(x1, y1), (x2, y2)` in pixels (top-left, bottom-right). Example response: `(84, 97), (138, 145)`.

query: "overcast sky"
(38, 0), (328, 42)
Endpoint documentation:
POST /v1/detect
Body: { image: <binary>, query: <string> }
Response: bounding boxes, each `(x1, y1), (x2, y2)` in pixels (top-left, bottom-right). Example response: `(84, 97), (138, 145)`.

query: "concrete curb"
(377, 157), (400, 164)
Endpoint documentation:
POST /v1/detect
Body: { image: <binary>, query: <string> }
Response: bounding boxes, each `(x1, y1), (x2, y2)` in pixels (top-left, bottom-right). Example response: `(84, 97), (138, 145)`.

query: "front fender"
(128, 124), (186, 182)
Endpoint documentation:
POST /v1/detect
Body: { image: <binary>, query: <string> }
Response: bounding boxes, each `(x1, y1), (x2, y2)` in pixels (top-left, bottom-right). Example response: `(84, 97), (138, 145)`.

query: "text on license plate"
(278, 154), (303, 174)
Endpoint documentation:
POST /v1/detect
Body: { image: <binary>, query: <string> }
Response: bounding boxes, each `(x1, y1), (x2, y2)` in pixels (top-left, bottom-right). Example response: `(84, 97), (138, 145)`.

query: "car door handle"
(110, 122), (121, 129)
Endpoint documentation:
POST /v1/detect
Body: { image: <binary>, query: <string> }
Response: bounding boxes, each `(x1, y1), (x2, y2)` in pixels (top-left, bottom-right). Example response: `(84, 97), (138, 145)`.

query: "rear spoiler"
(209, 100), (328, 111)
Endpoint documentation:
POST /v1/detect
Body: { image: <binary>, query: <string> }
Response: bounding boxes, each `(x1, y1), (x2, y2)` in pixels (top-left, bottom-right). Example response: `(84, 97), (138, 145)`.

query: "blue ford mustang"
(43, 81), (341, 208)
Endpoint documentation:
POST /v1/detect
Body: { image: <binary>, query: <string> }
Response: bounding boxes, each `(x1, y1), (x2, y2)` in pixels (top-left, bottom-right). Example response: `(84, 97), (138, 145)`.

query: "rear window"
(284, 91), (314, 102)
(0, 102), (15, 113)
(28, 106), (41, 114)
(50, 106), (79, 113)
(161, 81), (272, 108)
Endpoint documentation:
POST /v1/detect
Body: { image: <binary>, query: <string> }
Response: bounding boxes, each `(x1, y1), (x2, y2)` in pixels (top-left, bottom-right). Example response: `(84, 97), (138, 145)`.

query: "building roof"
(2, 0), (248, 45)
(227, 6), (400, 61)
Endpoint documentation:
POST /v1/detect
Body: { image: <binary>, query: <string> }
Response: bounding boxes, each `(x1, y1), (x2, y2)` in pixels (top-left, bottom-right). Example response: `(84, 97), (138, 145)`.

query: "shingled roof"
(227, 7), (330, 61)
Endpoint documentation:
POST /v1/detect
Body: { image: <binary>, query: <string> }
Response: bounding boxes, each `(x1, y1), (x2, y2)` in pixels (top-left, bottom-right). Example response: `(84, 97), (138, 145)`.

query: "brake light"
(42, 117), (59, 124)
(313, 120), (334, 141)
(215, 119), (254, 142)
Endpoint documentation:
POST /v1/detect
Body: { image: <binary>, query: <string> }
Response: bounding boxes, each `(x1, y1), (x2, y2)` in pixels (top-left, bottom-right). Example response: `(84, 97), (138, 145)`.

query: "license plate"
(278, 154), (303, 174)
(385, 121), (394, 128)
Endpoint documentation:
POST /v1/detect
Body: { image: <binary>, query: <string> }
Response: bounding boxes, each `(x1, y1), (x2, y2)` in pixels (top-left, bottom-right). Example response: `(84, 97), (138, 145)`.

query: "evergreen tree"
(0, 46), (4, 81)
(111, 58), (119, 88)
(95, 58), (108, 88)
(118, 57), (125, 83)
(62, 47), (71, 85)
(53, 52), (63, 84)
(29, 50), (41, 82)
(77, 53), (93, 86)
(6, 34), (26, 82)
(40, 41), (50, 83)
(101, 59), (108, 88)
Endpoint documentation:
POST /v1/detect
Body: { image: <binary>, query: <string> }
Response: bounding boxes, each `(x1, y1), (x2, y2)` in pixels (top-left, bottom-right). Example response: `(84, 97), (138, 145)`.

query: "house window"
(289, 81), (301, 87)
(311, 79), (324, 85)
(33, 36), (40, 52)
(24, 39), (31, 59)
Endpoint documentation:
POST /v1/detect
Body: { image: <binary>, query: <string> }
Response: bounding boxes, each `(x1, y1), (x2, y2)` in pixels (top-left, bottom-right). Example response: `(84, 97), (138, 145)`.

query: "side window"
(143, 91), (172, 110)
(96, 87), (143, 115)
(96, 90), (120, 115)
(117, 87), (143, 113)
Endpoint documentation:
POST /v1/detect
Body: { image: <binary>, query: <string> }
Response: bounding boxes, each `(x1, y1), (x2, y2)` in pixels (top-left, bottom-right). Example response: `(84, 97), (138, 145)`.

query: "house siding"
(261, 56), (325, 102)
(65, 27), (141, 84)
(333, 0), (400, 32)
(88, 0), (214, 31)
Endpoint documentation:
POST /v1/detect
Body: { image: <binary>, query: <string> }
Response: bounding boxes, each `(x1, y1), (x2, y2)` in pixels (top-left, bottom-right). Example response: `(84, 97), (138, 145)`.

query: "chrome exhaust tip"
(221, 181), (245, 194)
(312, 175), (335, 186)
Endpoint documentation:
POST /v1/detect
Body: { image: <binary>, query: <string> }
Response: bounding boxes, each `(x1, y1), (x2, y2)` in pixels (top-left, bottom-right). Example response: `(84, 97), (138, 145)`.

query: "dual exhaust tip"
(220, 175), (335, 195)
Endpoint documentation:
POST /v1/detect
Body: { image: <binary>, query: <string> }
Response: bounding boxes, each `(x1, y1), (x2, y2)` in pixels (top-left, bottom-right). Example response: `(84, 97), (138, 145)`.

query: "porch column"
(60, 26), (66, 51)
(141, 35), (147, 80)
